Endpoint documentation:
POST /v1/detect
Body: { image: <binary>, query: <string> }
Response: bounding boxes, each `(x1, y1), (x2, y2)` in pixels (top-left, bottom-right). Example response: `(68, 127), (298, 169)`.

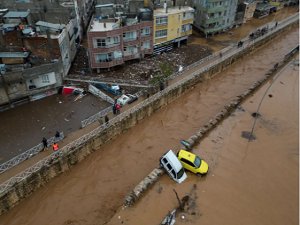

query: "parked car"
(160, 150), (187, 183)
(177, 149), (209, 176)
(93, 83), (121, 96)
(117, 94), (138, 106)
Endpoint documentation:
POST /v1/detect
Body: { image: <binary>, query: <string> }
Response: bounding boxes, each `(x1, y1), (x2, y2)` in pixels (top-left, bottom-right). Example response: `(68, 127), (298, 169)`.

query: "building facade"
(193, 0), (238, 36)
(153, 6), (194, 54)
(236, 0), (257, 25)
(87, 9), (153, 71)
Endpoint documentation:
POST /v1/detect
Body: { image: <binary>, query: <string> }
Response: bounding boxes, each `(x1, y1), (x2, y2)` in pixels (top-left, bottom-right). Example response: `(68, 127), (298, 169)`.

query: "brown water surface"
(107, 56), (299, 225)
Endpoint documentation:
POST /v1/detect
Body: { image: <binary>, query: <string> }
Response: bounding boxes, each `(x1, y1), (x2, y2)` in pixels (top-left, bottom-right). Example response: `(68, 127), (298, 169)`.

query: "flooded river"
(0, 19), (298, 225)
(107, 56), (299, 225)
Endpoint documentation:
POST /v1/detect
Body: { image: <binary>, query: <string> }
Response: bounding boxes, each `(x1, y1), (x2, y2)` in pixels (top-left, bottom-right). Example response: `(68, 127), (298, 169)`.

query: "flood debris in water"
(251, 112), (261, 118)
(241, 131), (256, 141)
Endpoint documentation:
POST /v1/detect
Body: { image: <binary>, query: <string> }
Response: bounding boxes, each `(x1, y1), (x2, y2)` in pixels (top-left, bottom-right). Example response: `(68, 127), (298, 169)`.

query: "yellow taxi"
(177, 149), (209, 176)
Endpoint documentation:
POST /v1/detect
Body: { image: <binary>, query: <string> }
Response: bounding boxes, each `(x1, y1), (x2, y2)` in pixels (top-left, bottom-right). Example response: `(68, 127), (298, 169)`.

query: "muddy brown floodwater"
(0, 26), (298, 225)
(107, 55), (299, 225)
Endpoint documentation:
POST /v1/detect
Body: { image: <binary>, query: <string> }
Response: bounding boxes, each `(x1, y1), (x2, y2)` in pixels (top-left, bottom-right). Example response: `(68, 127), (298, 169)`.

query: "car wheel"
(196, 173), (202, 177)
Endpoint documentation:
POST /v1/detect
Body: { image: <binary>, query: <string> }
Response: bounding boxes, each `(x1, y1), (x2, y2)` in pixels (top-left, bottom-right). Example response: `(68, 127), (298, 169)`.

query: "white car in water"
(160, 150), (187, 183)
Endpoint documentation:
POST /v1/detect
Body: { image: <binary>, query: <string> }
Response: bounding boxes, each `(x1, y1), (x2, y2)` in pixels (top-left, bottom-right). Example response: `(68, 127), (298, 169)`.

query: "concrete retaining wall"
(0, 21), (298, 215)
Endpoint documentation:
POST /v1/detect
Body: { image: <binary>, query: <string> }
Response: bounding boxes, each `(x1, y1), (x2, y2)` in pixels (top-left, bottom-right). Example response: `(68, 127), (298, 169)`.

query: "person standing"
(112, 104), (117, 115)
(42, 137), (48, 150)
(105, 115), (109, 123)
(52, 142), (59, 151)
(115, 103), (121, 114)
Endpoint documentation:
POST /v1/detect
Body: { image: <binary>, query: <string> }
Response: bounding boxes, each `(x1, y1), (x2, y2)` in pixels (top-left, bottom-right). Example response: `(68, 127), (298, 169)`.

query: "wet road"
(0, 94), (110, 163)
(0, 21), (298, 225)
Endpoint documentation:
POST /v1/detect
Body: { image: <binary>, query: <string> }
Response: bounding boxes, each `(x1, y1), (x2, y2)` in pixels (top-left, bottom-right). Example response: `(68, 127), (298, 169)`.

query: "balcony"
(205, 17), (222, 24)
(124, 53), (140, 61)
(182, 18), (194, 25)
(207, 6), (225, 13)
(93, 58), (124, 69)
(181, 30), (193, 36)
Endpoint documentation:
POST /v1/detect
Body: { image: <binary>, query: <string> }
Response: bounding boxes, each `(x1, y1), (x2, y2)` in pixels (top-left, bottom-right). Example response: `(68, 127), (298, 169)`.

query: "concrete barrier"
(0, 20), (298, 215)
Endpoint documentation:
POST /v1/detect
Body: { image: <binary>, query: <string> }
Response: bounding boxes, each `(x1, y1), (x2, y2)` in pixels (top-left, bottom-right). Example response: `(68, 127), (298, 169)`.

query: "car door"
(161, 157), (176, 180)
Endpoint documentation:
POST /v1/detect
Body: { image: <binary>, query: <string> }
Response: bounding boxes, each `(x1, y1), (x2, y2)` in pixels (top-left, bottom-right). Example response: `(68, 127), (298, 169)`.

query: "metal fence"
(0, 132), (64, 175)
(80, 88), (146, 128)
(0, 13), (298, 194)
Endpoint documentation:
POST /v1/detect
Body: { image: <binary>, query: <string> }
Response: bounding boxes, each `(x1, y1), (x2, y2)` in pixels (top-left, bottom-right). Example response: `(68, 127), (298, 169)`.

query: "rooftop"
(0, 52), (30, 58)
(36, 21), (66, 31)
(89, 20), (119, 32)
(154, 6), (194, 16)
(4, 11), (30, 18)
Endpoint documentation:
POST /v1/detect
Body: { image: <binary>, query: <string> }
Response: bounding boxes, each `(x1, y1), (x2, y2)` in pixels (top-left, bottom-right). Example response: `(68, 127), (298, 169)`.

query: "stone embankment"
(0, 17), (298, 215)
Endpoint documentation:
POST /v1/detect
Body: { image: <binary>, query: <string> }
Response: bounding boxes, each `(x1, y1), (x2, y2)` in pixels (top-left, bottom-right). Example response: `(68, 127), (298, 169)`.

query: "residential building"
(236, 0), (257, 25)
(0, 0), (95, 42)
(153, 5), (194, 54)
(192, 0), (238, 36)
(87, 7), (153, 71)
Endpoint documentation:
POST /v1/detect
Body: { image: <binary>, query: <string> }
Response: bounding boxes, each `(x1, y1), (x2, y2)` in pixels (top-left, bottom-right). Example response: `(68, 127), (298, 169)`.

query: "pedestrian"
(115, 103), (121, 114)
(275, 21), (278, 28)
(52, 142), (59, 151)
(159, 81), (164, 91)
(105, 115), (109, 123)
(55, 131), (60, 142)
(42, 137), (48, 150)
(219, 52), (223, 58)
(112, 104), (117, 115)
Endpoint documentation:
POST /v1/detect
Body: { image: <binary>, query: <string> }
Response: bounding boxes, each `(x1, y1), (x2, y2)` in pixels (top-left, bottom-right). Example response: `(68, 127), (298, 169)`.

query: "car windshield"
(177, 168), (185, 179)
(194, 156), (202, 168)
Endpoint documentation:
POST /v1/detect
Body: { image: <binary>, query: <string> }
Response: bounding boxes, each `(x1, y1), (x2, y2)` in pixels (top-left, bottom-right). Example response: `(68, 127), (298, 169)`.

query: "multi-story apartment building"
(236, 0), (257, 25)
(153, 5), (194, 54)
(192, 0), (238, 37)
(0, 0), (95, 42)
(87, 8), (153, 71)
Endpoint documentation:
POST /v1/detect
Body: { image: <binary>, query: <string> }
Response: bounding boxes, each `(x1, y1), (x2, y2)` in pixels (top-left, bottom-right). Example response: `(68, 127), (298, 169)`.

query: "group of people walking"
(42, 131), (61, 152)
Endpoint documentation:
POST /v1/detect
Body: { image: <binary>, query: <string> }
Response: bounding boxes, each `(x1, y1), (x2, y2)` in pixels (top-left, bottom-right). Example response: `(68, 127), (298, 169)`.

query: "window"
(95, 53), (112, 62)
(181, 158), (195, 167)
(171, 170), (176, 178)
(177, 168), (185, 179)
(156, 16), (168, 25)
(41, 74), (50, 83)
(96, 38), (106, 47)
(141, 27), (150, 36)
(155, 29), (167, 38)
(167, 163), (172, 170)
(142, 41), (151, 49)
(124, 45), (138, 55)
(113, 36), (119, 44)
(123, 31), (137, 41)
(182, 24), (191, 32)
(194, 156), (202, 168)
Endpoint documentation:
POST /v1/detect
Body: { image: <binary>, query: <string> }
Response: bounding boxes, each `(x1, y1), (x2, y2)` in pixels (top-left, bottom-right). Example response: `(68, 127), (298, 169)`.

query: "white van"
(160, 150), (187, 183)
